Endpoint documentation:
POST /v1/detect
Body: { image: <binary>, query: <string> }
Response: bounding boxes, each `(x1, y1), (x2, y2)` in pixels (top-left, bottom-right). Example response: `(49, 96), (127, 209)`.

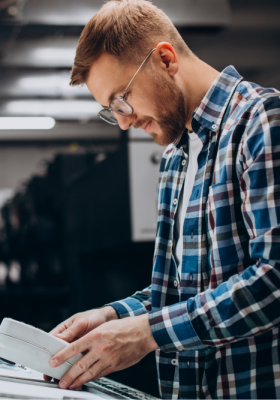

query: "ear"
(153, 42), (178, 77)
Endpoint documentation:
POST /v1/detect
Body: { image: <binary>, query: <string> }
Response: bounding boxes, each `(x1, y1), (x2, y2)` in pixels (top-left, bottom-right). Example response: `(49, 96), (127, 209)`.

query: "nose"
(114, 112), (136, 130)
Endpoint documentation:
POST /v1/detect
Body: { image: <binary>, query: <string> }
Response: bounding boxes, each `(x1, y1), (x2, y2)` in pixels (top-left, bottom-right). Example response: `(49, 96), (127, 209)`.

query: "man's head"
(71, 0), (195, 145)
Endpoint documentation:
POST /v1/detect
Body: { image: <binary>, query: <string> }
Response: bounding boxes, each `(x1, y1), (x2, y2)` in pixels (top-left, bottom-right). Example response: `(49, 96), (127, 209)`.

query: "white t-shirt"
(174, 131), (203, 278)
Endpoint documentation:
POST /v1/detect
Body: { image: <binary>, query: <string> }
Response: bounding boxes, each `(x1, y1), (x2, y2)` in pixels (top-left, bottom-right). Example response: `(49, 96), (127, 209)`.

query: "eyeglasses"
(98, 48), (156, 125)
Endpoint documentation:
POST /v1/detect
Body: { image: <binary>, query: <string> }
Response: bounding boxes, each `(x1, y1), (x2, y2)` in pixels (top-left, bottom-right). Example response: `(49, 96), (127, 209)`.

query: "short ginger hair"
(70, 0), (191, 86)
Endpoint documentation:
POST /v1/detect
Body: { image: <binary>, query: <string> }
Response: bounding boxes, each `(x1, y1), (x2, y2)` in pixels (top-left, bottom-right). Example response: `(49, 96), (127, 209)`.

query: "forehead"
(86, 53), (133, 106)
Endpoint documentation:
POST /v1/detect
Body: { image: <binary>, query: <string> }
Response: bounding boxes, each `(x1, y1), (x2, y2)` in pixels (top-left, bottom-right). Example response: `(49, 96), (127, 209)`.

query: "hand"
(44, 306), (118, 382)
(50, 307), (118, 341)
(49, 313), (158, 390)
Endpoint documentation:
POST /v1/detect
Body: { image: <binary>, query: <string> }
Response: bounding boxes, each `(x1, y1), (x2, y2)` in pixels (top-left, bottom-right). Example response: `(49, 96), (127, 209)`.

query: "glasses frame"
(98, 48), (156, 125)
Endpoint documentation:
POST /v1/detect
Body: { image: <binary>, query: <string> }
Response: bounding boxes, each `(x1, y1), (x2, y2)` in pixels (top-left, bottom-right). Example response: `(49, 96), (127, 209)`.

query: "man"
(44, 0), (280, 398)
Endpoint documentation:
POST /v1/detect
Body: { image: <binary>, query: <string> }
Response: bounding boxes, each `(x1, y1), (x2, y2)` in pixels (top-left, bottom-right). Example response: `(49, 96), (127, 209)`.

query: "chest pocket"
(205, 180), (248, 284)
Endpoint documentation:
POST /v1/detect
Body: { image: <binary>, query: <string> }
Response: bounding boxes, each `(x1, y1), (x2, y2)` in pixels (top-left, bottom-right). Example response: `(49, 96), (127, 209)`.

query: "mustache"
(133, 117), (153, 129)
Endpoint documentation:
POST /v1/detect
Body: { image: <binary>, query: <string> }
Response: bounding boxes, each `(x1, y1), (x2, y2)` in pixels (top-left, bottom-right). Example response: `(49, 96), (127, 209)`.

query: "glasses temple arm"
(124, 48), (156, 92)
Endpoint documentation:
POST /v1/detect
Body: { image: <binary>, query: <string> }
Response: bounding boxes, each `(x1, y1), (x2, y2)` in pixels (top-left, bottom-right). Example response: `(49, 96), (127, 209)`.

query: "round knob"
(151, 152), (161, 165)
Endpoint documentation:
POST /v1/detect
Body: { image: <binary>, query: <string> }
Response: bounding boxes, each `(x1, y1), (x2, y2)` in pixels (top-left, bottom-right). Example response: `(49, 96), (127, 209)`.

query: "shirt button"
(182, 160), (186, 166)
(173, 198), (178, 205)
(174, 280), (178, 287)
(212, 124), (217, 130)
(171, 359), (178, 366)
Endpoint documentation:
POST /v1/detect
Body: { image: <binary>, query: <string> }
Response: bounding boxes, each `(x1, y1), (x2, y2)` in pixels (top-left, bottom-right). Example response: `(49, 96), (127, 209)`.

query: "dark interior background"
(0, 1), (279, 397)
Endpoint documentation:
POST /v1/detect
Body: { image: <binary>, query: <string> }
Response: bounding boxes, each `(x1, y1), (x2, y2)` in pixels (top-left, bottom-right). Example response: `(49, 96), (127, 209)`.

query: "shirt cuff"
(106, 297), (148, 319)
(148, 301), (206, 352)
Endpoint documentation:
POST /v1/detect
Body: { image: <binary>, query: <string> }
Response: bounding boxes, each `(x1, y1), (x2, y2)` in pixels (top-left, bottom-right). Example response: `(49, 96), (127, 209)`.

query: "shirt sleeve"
(149, 95), (280, 352)
(107, 285), (152, 318)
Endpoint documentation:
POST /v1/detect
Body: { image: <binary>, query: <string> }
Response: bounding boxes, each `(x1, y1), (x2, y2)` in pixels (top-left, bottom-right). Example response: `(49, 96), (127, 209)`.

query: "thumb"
(54, 325), (80, 343)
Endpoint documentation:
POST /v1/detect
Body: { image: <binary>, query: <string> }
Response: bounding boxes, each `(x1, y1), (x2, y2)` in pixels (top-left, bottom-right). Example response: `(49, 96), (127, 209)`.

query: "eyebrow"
(103, 85), (126, 107)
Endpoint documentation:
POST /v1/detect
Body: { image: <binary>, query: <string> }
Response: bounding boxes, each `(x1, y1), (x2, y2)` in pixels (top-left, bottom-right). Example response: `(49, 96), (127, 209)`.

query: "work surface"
(0, 360), (158, 399)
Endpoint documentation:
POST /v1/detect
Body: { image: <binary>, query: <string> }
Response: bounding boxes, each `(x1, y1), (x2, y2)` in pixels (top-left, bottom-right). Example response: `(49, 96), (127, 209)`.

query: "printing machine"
(0, 359), (158, 399)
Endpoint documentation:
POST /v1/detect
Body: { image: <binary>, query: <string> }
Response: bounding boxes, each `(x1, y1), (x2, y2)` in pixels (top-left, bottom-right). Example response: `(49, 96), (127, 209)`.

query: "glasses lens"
(110, 97), (133, 116)
(98, 109), (118, 125)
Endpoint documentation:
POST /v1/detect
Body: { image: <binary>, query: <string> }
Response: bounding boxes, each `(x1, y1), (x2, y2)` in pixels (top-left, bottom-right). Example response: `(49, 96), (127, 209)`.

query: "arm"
(47, 284), (152, 344)
(149, 96), (280, 352)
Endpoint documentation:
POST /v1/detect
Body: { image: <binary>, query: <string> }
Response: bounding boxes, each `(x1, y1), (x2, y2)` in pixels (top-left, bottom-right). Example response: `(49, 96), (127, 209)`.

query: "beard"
(133, 73), (187, 146)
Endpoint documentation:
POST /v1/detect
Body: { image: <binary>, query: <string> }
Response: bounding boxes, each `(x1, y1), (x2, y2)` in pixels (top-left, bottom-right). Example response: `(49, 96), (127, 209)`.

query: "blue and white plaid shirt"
(110, 66), (280, 399)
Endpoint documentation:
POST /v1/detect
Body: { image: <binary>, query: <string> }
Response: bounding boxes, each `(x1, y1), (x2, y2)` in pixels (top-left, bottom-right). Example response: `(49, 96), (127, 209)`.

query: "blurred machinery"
(0, 131), (161, 304)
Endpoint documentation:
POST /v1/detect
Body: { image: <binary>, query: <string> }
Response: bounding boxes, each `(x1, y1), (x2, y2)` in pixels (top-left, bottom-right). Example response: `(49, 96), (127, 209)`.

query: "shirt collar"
(172, 129), (188, 149)
(171, 66), (243, 150)
(191, 65), (243, 134)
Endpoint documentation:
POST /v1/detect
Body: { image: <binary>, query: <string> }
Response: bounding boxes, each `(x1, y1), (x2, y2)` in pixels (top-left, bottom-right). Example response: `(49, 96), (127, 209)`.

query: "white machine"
(0, 318), (83, 380)
(0, 318), (158, 399)
(128, 127), (163, 242)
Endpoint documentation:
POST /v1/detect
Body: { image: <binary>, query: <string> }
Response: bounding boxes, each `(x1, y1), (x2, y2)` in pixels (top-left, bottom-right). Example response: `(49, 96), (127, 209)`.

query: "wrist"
(139, 313), (158, 353)
(102, 306), (119, 321)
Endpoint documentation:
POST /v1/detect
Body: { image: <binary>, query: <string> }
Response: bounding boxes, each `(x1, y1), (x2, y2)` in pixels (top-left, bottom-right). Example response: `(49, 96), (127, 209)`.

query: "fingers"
(64, 361), (113, 390)
(53, 317), (90, 344)
(58, 352), (100, 390)
(50, 335), (89, 368)
(69, 363), (113, 390)
(49, 320), (70, 336)
(54, 324), (82, 343)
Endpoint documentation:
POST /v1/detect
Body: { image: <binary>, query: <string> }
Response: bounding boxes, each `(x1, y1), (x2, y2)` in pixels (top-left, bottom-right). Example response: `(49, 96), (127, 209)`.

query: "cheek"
(133, 95), (156, 118)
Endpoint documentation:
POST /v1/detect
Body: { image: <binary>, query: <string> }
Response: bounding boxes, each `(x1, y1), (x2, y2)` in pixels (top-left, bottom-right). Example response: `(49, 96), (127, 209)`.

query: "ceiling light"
(4, 100), (101, 119)
(14, 73), (90, 97)
(17, 75), (64, 89)
(0, 117), (56, 130)
(32, 48), (76, 63)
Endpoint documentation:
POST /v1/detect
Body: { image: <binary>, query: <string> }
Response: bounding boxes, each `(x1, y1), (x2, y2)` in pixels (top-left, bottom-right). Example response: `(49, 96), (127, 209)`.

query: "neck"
(179, 56), (220, 131)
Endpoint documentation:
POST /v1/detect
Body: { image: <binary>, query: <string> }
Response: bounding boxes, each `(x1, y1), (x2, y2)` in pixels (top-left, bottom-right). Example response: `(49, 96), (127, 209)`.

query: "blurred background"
(0, 0), (279, 397)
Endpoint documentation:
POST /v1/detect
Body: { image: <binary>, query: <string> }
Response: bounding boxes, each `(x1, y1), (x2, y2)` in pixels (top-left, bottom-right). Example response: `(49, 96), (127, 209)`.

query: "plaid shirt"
(109, 66), (280, 399)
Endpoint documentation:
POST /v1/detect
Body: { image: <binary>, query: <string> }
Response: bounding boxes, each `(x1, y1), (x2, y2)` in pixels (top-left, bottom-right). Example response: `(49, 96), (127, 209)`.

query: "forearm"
(189, 260), (280, 345)
(149, 259), (280, 353)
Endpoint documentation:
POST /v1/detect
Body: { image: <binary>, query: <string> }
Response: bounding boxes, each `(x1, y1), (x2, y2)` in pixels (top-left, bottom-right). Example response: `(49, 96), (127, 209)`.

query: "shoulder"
(238, 84), (280, 167)
(238, 81), (280, 133)
(236, 80), (280, 114)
